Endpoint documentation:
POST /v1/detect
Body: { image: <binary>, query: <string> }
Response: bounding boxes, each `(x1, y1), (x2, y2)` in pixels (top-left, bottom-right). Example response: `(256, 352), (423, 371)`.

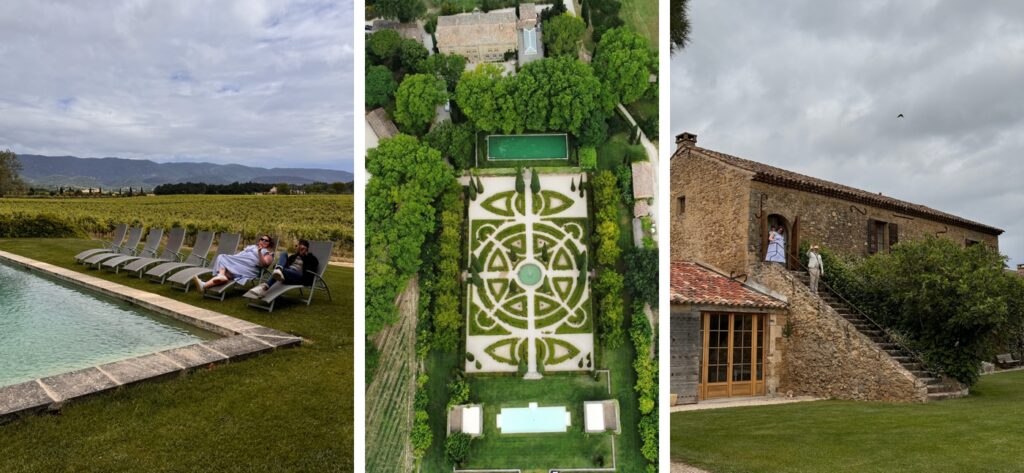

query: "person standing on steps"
(807, 244), (825, 294)
(765, 226), (787, 264)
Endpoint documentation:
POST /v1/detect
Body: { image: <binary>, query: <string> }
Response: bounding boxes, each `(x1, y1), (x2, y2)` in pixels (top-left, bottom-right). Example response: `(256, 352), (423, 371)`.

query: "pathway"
(616, 103), (660, 244)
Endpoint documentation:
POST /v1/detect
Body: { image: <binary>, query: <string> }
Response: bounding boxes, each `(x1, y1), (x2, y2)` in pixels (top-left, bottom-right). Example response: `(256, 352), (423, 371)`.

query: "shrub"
(447, 379), (470, 408)
(579, 147), (598, 170)
(615, 164), (633, 207)
(444, 432), (473, 465)
(0, 213), (80, 238)
(624, 247), (659, 307)
(411, 410), (433, 458)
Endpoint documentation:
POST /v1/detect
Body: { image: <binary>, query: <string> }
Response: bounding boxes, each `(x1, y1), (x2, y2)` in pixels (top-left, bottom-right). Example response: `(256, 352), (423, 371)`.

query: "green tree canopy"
(419, 53), (469, 92)
(423, 119), (475, 169)
(365, 65), (398, 108)
(456, 57), (613, 135)
(376, 0), (426, 23)
(366, 134), (455, 333)
(394, 74), (448, 135)
(367, 29), (402, 63)
(542, 13), (586, 57)
(399, 38), (429, 72)
(593, 27), (657, 104)
(0, 149), (26, 196)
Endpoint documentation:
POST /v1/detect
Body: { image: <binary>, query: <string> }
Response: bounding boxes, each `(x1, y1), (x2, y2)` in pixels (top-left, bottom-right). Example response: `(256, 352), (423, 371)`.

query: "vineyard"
(0, 195), (353, 259)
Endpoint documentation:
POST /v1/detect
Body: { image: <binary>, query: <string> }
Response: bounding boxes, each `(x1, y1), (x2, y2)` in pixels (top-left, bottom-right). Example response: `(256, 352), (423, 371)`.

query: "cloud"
(672, 0), (1024, 266)
(0, 0), (354, 171)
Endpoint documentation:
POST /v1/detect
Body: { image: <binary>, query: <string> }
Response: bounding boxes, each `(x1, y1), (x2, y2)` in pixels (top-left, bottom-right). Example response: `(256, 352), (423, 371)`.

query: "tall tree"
(542, 13), (586, 57)
(419, 53), (468, 92)
(593, 27), (657, 104)
(367, 29), (402, 63)
(0, 150), (26, 196)
(376, 0), (425, 23)
(366, 65), (398, 108)
(394, 74), (448, 135)
(399, 39), (429, 72)
(454, 63), (504, 132)
(670, 0), (690, 53)
(423, 120), (475, 169)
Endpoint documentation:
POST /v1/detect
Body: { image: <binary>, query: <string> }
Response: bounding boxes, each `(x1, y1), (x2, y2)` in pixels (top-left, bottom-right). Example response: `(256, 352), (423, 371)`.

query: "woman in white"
(765, 226), (786, 264)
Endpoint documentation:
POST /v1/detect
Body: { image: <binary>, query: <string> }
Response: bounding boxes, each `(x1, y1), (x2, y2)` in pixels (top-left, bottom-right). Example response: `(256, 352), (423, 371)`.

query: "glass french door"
(699, 312), (767, 400)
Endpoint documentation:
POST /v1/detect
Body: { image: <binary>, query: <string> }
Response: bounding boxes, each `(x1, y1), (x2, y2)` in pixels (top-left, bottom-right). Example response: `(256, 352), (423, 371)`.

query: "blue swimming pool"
(498, 404), (570, 434)
(0, 262), (216, 387)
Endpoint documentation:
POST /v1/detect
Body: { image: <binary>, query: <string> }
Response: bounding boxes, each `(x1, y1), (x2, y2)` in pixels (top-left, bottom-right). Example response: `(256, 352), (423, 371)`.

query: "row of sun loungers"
(72, 223), (332, 312)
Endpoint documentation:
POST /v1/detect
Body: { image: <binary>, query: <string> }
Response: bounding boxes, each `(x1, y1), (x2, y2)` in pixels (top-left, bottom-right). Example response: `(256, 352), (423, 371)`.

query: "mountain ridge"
(16, 154), (353, 188)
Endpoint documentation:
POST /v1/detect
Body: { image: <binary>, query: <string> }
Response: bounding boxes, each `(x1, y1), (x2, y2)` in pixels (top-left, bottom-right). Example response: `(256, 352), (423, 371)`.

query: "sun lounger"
(81, 226), (143, 267)
(74, 224), (128, 262)
(166, 232), (241, 292)
(120, 227), (187, 276)
(144, 230), (216, 283)
(245, 240), (334, 312)
(203, 236), (280, 301)
(101, 227), (164, 272)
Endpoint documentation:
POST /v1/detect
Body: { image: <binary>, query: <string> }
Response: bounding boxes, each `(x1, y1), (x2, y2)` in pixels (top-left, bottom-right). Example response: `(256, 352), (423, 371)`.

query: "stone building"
(670, 133), (999, 405)
(436, 10), (518, 63)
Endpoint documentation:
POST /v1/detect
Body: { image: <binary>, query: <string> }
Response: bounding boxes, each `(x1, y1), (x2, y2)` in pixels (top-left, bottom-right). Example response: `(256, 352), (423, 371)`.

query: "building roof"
(437, 10), (516, 28)
(631, 160), (654, 199)
(670, 261), (787, 309)
(366, 108), (399, 139)
(675, 143), (1004, 236)
(519, 3), (537, 21)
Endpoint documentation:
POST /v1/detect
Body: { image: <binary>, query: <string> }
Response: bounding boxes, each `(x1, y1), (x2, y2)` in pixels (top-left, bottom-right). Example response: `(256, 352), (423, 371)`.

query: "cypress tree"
(515, 167), (525, 194)
(530, 168), (541, 194)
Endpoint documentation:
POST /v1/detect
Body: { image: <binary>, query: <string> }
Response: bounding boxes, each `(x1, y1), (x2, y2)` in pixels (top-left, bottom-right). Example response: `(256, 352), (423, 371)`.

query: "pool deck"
(0, 250), (303, 424)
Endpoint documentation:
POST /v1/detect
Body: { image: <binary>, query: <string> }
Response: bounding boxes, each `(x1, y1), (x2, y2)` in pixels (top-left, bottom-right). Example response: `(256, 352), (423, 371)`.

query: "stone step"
(928, 391), (967, 401)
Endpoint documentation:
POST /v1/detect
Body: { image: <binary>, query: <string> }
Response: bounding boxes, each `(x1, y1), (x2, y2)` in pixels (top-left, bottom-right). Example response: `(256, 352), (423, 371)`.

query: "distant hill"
(16, 154), (353, 188)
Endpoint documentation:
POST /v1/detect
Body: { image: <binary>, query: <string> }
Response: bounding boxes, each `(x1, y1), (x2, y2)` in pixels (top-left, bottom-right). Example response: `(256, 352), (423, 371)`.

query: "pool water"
(498, 404), (569, 434)
(0, 262), (216, 387)
(487, 134), (568, 160)
(517, 263), (542, 286)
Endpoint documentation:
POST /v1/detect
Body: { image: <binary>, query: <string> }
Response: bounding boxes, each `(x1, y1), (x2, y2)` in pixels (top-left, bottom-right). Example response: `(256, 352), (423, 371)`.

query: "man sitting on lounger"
(193, 235), (275, 293)
(246, 239), (319, 299)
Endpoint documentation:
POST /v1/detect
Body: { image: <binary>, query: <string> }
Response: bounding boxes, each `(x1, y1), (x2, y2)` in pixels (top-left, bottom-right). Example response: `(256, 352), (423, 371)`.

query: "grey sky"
(0, 0), (353, 171)
(672, 0), (1024, 267)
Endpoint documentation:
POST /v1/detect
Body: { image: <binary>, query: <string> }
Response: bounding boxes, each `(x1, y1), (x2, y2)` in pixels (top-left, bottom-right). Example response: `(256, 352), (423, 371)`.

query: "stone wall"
(670, 149), (752, 275)
(751, 263), (928, 402)
(745, 181), (999, 266)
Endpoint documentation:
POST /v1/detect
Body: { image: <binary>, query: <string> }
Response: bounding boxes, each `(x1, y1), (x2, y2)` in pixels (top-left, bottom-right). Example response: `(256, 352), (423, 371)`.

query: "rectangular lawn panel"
(671, 370), (1024, 473)
(462, 374), (614, 472)
(487, 134), (568, 160)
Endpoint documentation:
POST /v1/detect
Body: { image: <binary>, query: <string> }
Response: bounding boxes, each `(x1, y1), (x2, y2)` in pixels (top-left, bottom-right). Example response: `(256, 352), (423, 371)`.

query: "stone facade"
(751, 263), (927, 402)
(436, 11), (518, 63)
(669, 134), (997, 403)
(671, 137), (1002, 277)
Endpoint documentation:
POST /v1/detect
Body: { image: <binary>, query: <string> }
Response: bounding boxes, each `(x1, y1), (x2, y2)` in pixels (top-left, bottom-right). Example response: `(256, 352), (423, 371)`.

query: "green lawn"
(0, 238), (354, 473)
(461, 373), (614, 472)
(618, 0), (658, 49)
(671, 370), (1024, 473)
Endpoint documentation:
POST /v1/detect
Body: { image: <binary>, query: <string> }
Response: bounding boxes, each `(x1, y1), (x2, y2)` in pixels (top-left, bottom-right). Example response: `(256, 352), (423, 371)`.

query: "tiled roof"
(670, 261), (787, 309)
(366, 108), (399, 139)
(437, 10), (516, 27)
(674, 144), (1003, 236)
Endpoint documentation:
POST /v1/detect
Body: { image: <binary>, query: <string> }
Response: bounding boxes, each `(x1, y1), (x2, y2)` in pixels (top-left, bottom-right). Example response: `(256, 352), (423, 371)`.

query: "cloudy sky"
(0, 0), (353, 171)
(673, 0), (1024, 267)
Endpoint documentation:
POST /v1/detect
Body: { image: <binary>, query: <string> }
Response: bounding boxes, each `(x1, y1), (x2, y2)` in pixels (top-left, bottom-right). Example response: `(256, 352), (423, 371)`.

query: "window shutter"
(760, 211), (768, 260)
(889, 223), (899, 250)
(867, 219), (878, 255)
(671, 311), (701, 405)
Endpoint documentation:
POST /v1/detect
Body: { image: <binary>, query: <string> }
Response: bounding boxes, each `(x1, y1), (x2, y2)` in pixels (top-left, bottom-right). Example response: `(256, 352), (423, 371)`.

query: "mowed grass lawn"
(671, 370), (1024, 473)
(0, 238), (354, 473)
(619, 0), (658, 49)
(461, 373), (614, 472)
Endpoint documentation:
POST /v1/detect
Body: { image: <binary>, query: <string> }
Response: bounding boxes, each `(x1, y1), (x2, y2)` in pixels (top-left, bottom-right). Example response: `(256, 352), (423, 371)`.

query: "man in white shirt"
(807, 245), (825, 294)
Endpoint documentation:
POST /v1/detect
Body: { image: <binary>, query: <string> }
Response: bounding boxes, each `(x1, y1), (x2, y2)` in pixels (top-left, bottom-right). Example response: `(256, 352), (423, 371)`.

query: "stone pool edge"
(0, 250), (303, 424)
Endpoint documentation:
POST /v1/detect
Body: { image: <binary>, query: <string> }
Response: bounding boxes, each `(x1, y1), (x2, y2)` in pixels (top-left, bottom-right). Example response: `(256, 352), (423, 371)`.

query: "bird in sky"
(897, 113), (904, 118)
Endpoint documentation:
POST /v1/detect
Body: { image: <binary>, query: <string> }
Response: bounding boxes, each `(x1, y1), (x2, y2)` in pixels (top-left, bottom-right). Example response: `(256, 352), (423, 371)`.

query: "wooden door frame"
(699, 312), (768, 401)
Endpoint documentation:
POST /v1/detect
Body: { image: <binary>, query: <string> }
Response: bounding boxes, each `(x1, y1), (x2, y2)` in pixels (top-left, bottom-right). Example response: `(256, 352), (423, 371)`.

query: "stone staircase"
(792, 271), (966, 401)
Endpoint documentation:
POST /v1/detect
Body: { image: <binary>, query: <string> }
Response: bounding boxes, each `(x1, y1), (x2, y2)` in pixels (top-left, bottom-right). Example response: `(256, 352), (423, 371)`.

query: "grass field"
(0, 195), (354, 259)
(619, 0), (658, 49)
(671, 370), (1024, 473)
(0, 238), (354, 473)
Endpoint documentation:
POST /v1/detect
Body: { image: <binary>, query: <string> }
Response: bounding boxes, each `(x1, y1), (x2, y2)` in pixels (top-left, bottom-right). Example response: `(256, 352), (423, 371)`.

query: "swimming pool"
(0, 261), (216, 388)
(487, 134), (569, 160)
(497, 403), (570, 434)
